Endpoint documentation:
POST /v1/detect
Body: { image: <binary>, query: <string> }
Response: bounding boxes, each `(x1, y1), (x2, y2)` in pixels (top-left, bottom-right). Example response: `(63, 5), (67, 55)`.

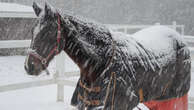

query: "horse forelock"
(33, 22), (40, 39)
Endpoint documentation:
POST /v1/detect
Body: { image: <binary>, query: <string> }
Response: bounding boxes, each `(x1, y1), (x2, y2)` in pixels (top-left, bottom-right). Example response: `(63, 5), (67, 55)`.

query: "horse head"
(25, 2), (114, 82)
(24, 2), (68, 75)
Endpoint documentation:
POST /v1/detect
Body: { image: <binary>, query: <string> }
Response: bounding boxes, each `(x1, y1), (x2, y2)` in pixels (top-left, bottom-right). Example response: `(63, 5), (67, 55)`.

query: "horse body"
(71, 26), (191, 110)
(25, 3), (191, 110)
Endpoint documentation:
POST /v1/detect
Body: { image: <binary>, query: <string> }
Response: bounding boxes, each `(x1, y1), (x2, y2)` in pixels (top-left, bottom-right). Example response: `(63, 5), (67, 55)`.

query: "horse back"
(111, 26), (191, 101)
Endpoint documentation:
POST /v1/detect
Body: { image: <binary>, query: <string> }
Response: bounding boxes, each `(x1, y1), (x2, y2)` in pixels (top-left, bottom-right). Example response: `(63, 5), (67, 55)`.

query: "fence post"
(181, 25), (185, 37)
(172, 21), (177, 31)
(55, 51), (66, 102)
(124, 28), (128, 34)
(57, 82), (64, 102)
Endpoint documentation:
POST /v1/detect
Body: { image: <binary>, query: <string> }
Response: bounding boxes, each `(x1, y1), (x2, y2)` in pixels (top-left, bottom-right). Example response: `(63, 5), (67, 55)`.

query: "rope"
(111, 72), (116, 110)
(139, 88), (144, 102)
(100, 41), (116, 77)
(103, 72), (116, 110)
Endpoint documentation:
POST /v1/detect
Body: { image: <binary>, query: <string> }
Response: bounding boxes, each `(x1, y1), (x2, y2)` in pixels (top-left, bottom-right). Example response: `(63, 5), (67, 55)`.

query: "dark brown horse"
(24, 2), (191, 110)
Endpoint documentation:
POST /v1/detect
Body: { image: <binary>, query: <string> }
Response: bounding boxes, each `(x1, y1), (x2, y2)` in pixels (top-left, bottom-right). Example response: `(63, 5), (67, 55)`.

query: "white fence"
(107, 21), (185, 36)
(0, 23), (194, 109)
(0, 40), (77, 101)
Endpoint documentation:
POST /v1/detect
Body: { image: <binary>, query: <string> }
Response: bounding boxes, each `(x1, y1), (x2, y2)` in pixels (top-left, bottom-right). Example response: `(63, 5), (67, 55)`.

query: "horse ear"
(32, 2), (42, 17)
(44, 2), (55, 17)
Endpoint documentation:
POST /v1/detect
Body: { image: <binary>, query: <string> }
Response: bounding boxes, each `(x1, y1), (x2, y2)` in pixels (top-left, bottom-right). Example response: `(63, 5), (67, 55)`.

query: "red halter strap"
(56, 13), (61, 54)
(29, 13), (62, 67)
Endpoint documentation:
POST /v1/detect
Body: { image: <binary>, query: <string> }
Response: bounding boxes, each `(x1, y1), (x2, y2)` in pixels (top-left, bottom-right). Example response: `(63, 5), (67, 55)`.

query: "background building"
(0, 0), (193, 35)
(0, 2), (36, 55)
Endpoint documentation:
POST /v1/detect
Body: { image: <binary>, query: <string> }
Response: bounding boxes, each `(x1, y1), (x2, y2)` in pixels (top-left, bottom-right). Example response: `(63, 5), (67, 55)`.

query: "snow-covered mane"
(62, 13), (115, 83)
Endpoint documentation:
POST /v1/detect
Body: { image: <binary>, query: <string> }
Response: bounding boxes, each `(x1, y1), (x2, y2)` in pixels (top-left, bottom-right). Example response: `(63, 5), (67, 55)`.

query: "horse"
(24, 2), (191, 110)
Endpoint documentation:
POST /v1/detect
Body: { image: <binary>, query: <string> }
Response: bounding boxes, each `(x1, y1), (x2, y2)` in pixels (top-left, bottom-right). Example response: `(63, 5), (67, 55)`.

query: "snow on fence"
(107, 21), (185, 36)
(0, 22), (193, 108)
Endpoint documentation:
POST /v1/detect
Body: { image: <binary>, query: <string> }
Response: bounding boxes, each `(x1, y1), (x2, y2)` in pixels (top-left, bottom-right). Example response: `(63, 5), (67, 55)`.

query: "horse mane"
(66, 14), (111, 39)
(61, 13), (114, 84)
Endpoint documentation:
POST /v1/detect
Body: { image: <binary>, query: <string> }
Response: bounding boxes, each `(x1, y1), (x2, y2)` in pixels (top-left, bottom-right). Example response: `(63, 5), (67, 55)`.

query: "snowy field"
(0, 56), (193, 110)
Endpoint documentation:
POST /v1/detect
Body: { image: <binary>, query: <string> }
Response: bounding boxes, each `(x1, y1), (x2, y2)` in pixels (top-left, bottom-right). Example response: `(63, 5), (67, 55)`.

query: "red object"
(143, 94), (188, 110)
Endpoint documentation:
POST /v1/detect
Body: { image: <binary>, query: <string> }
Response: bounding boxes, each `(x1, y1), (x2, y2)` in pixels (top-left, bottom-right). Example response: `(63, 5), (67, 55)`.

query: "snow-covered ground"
(0, 55), (78, 110)
(0, 56), (193, 110)
(0, 85), (76, 110)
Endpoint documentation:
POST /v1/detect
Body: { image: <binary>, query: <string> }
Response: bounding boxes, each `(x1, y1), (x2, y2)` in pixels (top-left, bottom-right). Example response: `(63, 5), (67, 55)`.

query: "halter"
(28, 13), (62, 74)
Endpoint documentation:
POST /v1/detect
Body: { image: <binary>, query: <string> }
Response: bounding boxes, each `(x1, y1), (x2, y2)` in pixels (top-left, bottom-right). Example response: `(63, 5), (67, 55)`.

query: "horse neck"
(61, 15), (112, 84)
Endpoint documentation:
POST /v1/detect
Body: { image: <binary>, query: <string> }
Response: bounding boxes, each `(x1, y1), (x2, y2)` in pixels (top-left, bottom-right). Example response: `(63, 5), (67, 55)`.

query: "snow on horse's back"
(110, 26), (187, 69)
(132, 26), (185, 54)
